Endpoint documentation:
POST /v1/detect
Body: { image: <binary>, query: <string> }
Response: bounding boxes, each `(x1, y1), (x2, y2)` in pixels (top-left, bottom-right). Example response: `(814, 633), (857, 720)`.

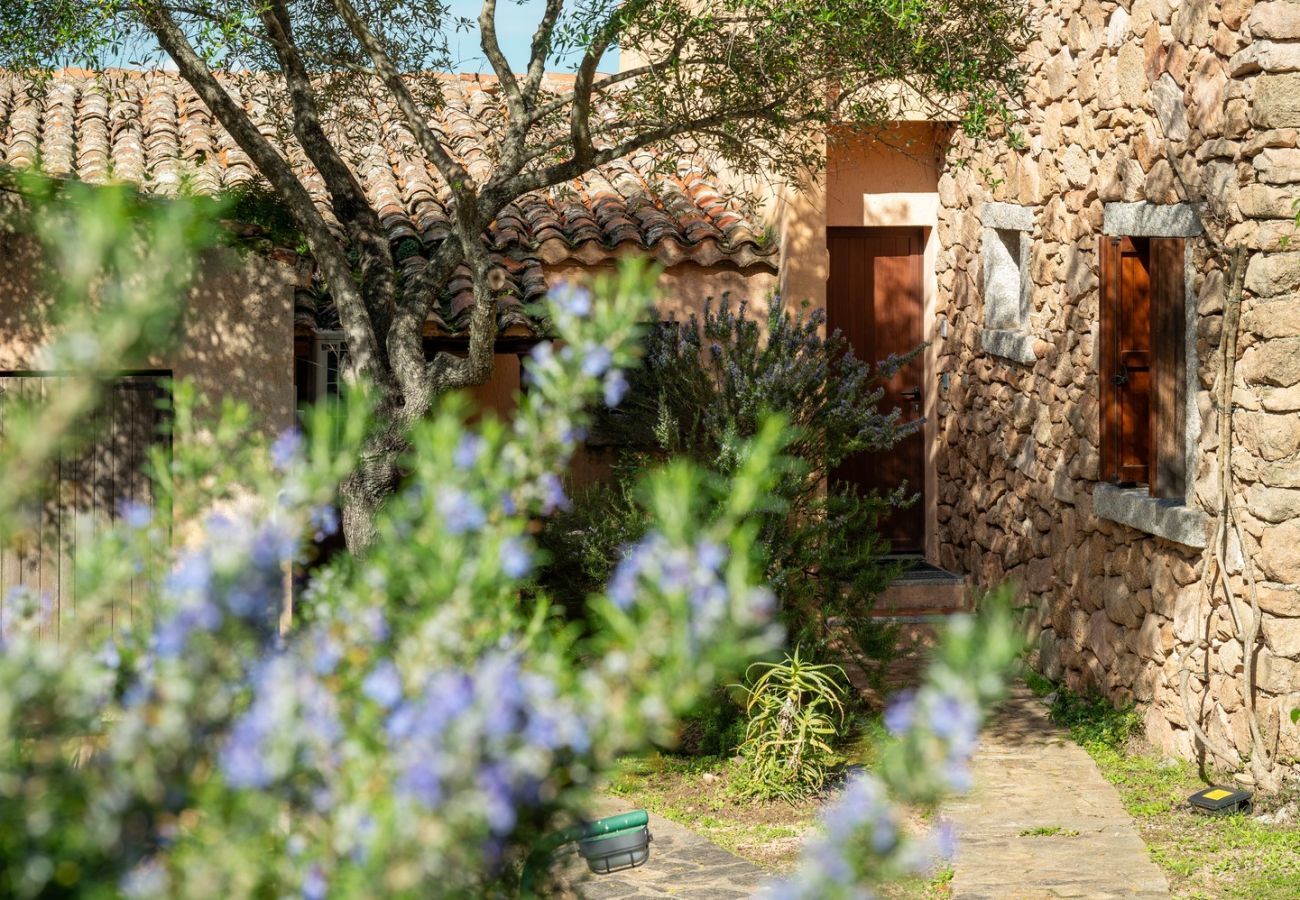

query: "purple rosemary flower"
(552, 284), (593, 317)
(311, 630), (343, 676)
(362, 660), (403, 709)
(270, 429), (304, 472)
(581, 344), (612, 378)
(301, 865), (327, 900)
(934, 819), (957, 861)
(251, 521), (300, 570)
(400, 756), (444, 808)
(309, 505), (339, 541)
(884, 688), (917, 736)
(96, 640), (121, 670)
(603, 369), (629, 407)
(166, 551), (213, 599)
(538, 473), (570, 515)
(436, 487), (487, 535)
(500, 537), (533, 579)
(118, 499), (152, 530)
(454, 434), (485, 470)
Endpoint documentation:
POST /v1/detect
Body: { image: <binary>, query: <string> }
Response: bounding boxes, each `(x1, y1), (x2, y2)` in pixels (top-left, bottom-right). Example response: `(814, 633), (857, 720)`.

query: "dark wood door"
(826, 227), (925, 553)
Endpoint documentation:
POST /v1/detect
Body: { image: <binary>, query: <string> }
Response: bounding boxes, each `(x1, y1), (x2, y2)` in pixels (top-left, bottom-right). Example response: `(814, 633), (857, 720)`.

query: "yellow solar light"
(1187, 786), (1252, 815)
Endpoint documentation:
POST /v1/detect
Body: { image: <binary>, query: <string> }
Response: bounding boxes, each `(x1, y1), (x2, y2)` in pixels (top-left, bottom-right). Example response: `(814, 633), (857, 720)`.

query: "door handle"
(899, 387), (923, 402)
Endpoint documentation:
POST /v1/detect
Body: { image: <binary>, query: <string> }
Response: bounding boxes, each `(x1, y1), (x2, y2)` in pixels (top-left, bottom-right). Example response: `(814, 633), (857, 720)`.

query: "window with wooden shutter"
(1099, 235), (1185, 500)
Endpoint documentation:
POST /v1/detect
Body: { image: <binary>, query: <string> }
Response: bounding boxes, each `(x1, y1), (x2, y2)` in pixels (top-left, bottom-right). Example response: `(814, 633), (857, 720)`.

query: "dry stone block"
(1238, 337), (1300, 388)
(1263, 617), (1300, 658)
(1171, 0), (1214, 45)
(1238, 184), (1300, 219)
(1245, 252), (1300, 297)
(1257, 457), (1300, 488)
(1261, 384), (1300, 411)
(1260, 585), (1300, 618)
(1173, 586), (1208, 643)
(1136, 613), (1171, 661)
(1249, 2), (1300, 40)
(1253, 147), (1300, 184)
(1230, 41), (1300, 76)
(1038, 629), (1064, 680)
(1119, 43), (1149, 108)
(1243, 298), (1300, 338)
(1152, 73), (1191, 141)
(1260, 517), (1300, 584)
(1252, 74), (1300, 128)
(1257, 648), (1300, 695)
(1189, 55), (1229, 132)
(1248, 486), (1300, 523)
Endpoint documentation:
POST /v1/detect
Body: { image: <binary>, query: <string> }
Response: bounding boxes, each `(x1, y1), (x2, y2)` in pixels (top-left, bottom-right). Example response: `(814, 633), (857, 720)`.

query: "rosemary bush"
(542, 297), (918, 678)
(0, 183), (1022, 900)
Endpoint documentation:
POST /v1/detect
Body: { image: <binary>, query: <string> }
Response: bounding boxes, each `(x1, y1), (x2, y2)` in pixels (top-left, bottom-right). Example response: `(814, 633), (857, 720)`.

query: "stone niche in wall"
(978, 202), (1036, 364)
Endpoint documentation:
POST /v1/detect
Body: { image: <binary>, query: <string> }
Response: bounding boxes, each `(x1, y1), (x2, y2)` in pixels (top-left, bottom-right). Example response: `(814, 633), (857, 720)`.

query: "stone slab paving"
(945, 685), (1170, 899)
(557, 799), (769, 900)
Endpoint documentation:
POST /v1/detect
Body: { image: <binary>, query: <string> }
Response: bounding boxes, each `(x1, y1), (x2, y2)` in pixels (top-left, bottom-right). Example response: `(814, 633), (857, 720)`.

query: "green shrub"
(539, 296), (915, 680)
(732, 648), (848, 800)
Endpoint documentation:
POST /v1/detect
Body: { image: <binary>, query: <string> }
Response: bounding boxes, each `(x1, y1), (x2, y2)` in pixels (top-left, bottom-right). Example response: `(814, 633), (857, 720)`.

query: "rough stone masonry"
(934, 0), (1300, 772)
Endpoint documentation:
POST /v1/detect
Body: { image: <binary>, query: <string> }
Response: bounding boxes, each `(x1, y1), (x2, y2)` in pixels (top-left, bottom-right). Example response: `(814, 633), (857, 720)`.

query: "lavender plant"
(542, 297), (918, 691)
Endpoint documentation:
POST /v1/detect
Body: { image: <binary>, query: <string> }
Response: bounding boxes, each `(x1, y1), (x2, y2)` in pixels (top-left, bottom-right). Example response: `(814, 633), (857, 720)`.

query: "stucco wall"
(933, 0), (1300, 768)
(0, 231), (297, 434)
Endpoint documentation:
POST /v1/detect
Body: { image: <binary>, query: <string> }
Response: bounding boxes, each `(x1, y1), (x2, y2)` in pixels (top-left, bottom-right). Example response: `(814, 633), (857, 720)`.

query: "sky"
(108, 1), (619, 73)
(444, 0), (619, 73)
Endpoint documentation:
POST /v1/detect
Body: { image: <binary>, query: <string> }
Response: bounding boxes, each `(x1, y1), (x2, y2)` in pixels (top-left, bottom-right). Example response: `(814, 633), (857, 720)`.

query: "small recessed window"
(979, 202), (1035, 364)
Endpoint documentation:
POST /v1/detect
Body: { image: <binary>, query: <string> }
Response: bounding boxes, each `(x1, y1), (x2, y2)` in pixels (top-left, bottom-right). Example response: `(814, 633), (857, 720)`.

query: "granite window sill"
(980, 328), (1037, 365)
(1093, 483), (1209, 548)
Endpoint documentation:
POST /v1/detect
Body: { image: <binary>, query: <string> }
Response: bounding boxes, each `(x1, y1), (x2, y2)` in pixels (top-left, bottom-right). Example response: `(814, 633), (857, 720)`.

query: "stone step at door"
(872, 557), (970, 619)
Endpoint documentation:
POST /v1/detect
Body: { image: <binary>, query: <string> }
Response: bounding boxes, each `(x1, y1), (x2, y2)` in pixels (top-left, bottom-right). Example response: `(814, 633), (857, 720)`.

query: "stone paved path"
(558, 800), (768, 899)
(945, 685), (1170, 899)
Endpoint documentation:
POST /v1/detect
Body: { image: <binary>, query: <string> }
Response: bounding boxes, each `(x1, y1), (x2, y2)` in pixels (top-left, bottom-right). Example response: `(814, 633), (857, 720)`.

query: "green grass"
(1022, 666), (1055, 698)
(1018, 825), (1079, 837)
(607, 752), (821, 873)
(1042, 684), (1300, 898)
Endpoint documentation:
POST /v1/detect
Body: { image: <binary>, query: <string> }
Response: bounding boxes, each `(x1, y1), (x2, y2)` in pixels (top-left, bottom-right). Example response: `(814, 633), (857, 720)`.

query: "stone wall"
(934, 0), (1300, 770)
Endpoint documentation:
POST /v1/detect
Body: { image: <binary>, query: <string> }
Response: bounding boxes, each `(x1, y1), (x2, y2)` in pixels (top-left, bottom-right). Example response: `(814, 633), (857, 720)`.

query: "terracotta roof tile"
(2, 69), (776, 335)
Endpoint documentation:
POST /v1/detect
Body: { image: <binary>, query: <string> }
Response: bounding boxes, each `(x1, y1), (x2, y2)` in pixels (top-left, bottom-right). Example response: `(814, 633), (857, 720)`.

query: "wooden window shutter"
(1149, 237), (1186, 499)
(1099, 236), (1153, 487)
(1099, 236), (1120, 483)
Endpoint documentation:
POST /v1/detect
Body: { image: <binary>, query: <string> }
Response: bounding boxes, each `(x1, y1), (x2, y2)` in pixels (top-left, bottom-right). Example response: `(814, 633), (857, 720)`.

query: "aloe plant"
(734, 648), (847, 800)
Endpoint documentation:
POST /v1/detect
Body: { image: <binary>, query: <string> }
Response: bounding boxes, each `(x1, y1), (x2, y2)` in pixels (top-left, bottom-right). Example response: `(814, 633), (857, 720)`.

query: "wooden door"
(827, 227), (926, 553)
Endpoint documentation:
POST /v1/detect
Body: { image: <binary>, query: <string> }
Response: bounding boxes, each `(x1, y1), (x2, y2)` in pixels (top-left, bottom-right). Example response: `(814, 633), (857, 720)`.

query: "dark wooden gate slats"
(0, 377), (16, 631)
(19, 379), (43, 635)
(0, 375), (167, 641)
